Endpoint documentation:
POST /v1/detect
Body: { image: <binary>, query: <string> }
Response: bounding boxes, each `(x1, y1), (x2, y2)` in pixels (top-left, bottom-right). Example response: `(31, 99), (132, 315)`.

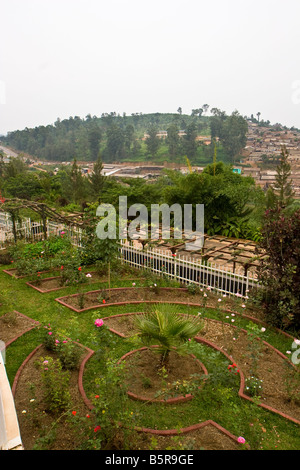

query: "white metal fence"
(0, 216), (84, 250)
(0, 213), (258, 298)
(119, 242), (258, 298)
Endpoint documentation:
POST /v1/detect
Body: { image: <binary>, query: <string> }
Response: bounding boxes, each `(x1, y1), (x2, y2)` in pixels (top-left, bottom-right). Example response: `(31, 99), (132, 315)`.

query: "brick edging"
(117, 346), (208, 404)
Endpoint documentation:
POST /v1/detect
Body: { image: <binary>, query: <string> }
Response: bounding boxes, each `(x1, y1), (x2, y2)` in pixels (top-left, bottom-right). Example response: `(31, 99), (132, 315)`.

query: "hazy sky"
(1, 0), (300, 135)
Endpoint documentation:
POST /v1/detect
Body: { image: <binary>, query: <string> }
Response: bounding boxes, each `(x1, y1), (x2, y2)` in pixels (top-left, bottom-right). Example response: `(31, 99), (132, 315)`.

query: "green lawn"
(1, 264), (299, 450)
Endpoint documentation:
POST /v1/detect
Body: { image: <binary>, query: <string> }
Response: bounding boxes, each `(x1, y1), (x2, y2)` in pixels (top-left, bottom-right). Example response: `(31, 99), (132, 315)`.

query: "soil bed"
(13, 345), (89, 450)
(0, 311), (39, 345)
(56, 287), (263, 319)
(26, 272), (106, 293)
(131, 423), (241, 450)
(103, 312), (300, 424)
(120, 348), (207, 403)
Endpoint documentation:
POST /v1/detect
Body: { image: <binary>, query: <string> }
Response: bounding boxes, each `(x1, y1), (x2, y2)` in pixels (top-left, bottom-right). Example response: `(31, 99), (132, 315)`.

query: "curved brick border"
(101, 310), (300, 426)
(55, 287), (191, 312)
(194, 335), (300, 426)
(3, 311), (40, 349)
(11, 341), (94, 404)
(117, 346), (208, 404)
(133, 419), (242, 444)
(26, 276), (144, 294)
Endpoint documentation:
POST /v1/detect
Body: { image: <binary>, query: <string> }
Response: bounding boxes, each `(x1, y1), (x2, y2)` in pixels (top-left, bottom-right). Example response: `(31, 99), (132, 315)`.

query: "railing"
(0, 216), (84, 250)
(0, 214), (259, 297)
(119, 242), (258, 298)
(0, 351), (23, 450)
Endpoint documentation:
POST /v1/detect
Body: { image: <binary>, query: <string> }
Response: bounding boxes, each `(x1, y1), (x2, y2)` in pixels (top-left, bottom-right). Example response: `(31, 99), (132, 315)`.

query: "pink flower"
(237, 436), (246, 444)
(48, 332), (52, 335)
(95, 319), (104, 327)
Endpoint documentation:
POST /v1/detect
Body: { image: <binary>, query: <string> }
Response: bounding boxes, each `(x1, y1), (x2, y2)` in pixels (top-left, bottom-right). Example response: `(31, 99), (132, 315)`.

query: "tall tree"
(220, 111), (248, 164)
(166, 123), (180, 159)
(88, 124), (102, 161)
(89, 155), (105, 204)
(145, 126), (160, 159)
(182, 122), (198, 159)
(267, 145), (295, 210)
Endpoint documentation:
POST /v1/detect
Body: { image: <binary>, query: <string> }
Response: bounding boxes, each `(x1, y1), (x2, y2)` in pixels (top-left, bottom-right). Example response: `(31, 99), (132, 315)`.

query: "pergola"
(144, 234), (265, 276)
(0, 198), (84, 242)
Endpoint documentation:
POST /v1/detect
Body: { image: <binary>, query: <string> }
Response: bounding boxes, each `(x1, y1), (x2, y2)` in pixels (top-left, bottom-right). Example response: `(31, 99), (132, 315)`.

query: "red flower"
(94, 425), (101, 432)
(61, 265), (64, 270)
(102, 299), (106, 304)
(72, 411), (77, 416)
(78, 267), (82, 271)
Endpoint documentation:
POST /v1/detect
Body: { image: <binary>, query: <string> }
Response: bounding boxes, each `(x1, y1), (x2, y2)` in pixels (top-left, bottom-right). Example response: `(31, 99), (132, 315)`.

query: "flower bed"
(118, 346), (208, 404)
(55, 286), (209, 312)
(101, 311), (300, 425)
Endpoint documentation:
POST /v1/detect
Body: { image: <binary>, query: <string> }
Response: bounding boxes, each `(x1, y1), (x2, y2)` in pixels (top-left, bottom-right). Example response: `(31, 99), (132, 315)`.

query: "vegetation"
(1, 110), (248, 165)
(133, 305), (204, 367)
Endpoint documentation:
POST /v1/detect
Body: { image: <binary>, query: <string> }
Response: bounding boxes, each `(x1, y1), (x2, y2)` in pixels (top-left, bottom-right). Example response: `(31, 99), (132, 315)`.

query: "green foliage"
(133, 305), (204, 367)
(38, 356), (71, 414)
(256, 207), (300, 330)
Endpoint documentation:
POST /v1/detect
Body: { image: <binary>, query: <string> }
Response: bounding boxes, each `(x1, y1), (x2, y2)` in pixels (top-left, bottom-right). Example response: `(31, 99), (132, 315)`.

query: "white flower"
(261, 327), (266, 332)
(231, 313), (235, 317)
(30, 399), (35, 403)
(241, 304), (246, 308)
(203, 293), (207, 297)
(286, 351), (292, 355)
(86, 273), (92, 278)
(218, 298), (222, 302)
(231, 319), (235, 322)
(132, 282), (136, 286)
(294, 339), (300, 346)
(22, 410), (27, 414)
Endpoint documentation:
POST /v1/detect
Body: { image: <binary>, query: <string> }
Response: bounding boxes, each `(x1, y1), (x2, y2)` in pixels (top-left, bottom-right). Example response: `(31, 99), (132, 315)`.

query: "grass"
(1, 262), (300, 450)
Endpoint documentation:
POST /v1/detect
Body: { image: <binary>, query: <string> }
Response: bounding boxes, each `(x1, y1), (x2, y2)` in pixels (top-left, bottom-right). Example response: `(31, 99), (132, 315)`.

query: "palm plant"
(134, 304), (203, 369)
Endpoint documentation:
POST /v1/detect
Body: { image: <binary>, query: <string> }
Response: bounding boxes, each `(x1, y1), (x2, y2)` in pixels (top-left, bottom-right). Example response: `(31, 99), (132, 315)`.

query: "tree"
(166, 123), (180, 159)
(89, 155), (105, 204)
(182, 122), (198, 159)
(220, 111), (248, 164)
(88, 124), (102, 161)
(145, 126), (160, 159)
(124, 124), (135, 156)
(267, 146), (295, 211)
(105, 124), (125, 162)
(257, 207), (300, 330)
(134, 305), (203, 368)
(62, 158), (87, 205)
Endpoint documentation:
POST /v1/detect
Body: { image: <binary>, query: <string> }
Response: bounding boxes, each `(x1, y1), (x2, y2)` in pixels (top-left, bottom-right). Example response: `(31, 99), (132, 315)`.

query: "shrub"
(39, 356), (71, 414)
(257, 207), (300, 330)
(133, 304), (204, 368)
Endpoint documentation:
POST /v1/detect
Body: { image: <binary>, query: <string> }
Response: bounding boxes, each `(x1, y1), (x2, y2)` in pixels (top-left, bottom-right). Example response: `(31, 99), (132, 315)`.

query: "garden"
(1, 231), (300, 451)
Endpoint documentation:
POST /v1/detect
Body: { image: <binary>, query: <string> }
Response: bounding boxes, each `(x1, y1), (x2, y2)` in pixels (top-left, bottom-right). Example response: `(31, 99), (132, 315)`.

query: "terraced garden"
(1, 248), (300, 451)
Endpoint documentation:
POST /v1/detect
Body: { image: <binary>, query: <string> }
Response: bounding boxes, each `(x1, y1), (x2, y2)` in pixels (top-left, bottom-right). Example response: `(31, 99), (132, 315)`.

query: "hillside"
(1, 111), (243, 166)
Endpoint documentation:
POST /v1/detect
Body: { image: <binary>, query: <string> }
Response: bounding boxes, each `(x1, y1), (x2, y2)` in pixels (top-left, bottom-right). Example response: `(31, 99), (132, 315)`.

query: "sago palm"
(134, 304), (203, 368)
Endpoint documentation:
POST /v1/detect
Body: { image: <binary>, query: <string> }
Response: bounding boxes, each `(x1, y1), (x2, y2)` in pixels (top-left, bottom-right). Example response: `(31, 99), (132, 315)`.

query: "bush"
(39, 356), (71, 414)
(257, 208), (300, 330)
